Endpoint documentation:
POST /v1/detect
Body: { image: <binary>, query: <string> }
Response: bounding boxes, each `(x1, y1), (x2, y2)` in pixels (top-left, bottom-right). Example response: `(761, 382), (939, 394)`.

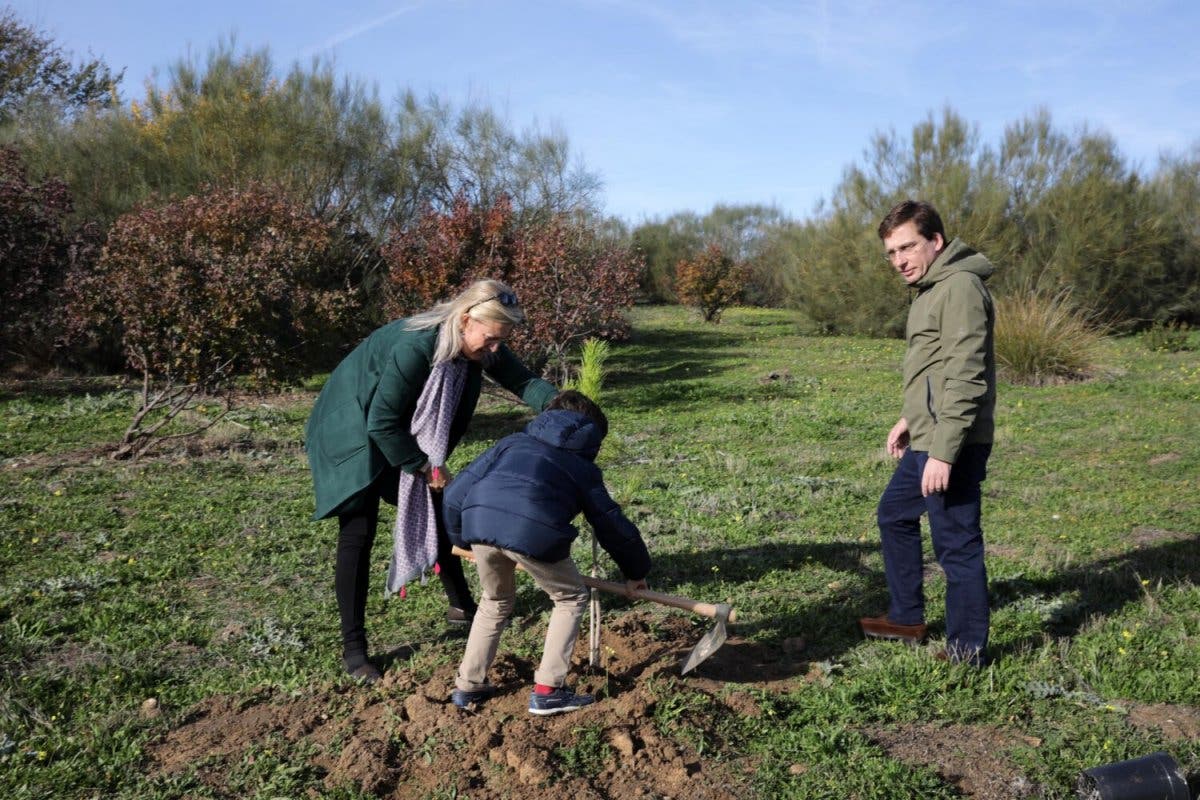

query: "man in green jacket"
(859, 200), (996, 666)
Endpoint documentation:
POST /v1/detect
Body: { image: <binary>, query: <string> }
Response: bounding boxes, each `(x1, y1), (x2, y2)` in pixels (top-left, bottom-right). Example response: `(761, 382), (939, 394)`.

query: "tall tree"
(630, 211), (703, 302)
(0, 7), (121, 124)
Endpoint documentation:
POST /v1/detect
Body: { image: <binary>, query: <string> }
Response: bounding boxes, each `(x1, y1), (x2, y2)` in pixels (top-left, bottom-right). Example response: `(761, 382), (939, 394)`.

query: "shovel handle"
(452, 545), (736, 623)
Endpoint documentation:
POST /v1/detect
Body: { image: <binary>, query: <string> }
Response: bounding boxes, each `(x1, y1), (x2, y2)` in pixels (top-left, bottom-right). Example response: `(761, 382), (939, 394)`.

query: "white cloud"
(592, 0), (958, 73)
(302, 1), (427, 56)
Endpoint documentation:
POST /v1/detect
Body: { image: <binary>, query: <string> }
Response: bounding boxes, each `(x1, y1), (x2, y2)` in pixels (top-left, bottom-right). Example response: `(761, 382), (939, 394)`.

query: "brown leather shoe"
(447, 606), (475, 625)
(859, 615), (927, 644)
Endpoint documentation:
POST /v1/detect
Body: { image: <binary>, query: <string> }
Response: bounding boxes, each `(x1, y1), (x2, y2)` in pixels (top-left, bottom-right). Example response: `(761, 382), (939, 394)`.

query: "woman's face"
(460, 314), (513, 361)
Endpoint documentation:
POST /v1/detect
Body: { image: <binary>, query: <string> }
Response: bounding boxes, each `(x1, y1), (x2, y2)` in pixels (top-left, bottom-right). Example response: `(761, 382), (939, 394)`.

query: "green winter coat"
(305, 321), (556, 520)
(902, 238), (996, 464)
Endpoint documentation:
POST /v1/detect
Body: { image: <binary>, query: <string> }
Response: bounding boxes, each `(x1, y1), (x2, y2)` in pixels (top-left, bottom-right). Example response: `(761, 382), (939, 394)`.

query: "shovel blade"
(679, 604), (731, 675)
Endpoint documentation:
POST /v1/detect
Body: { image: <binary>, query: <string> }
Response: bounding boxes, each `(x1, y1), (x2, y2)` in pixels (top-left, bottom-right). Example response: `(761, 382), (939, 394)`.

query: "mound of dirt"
(148, 612), (780, 798)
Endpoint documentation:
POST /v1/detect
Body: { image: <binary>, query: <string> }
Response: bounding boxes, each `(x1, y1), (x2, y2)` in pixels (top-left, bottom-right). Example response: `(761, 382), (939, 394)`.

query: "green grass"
(2, 305), (1199, 798)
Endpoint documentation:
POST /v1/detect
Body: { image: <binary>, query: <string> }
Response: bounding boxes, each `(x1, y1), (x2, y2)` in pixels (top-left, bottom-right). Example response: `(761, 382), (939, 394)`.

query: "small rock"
(140, 698), (160, 719)
(789, 763), (808, 775)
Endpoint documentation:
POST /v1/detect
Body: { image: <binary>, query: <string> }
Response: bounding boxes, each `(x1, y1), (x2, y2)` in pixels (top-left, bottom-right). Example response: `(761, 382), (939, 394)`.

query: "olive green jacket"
(305, 321), (556, 520)
(902, 238), (996, 463)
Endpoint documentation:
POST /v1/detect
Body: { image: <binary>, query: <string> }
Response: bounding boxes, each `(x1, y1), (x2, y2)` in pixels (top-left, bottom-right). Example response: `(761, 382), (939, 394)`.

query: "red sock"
(534, 683), (556, 695)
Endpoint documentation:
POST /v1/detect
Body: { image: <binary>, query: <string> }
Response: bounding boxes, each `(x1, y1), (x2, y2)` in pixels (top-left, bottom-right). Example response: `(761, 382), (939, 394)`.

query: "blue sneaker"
(450, 685), (495, 709)
(528, 686), (595, 716)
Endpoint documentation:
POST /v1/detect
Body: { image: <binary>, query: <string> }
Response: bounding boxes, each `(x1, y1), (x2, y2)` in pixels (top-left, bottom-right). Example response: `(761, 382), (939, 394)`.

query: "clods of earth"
(147, 611), (1200, 799)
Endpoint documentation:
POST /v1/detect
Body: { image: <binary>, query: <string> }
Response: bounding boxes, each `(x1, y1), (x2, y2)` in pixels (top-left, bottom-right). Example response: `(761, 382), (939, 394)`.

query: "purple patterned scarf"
(385, 358), (468, 596)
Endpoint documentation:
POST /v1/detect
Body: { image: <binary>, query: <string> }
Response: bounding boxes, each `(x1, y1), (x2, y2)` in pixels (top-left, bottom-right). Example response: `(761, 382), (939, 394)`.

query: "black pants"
(335, 471), (474, 664)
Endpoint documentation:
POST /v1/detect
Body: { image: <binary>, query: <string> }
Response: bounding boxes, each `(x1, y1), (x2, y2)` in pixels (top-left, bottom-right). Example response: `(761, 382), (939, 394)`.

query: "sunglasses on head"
(470, 290), (519, 310)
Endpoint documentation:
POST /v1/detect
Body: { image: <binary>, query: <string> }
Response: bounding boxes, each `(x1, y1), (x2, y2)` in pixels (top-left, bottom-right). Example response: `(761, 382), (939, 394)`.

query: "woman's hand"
(422, 464), (453, 491)
(625, 578), (649, 597)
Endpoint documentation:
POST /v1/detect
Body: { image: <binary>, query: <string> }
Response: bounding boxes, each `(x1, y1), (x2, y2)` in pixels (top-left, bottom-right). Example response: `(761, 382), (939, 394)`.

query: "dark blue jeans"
(876, 444), (992, 659)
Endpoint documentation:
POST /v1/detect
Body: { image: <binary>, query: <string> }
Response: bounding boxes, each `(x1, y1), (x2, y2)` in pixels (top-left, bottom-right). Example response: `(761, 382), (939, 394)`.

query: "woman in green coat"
(306, 279), (556, 682)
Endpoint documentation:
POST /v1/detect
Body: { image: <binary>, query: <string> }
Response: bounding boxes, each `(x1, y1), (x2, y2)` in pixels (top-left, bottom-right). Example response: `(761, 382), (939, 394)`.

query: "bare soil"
(148, 612), (768, 799)
(865, 722), (1043, 800)
(150, 609), (1200, 798)
(1126, 701), (1200, 741)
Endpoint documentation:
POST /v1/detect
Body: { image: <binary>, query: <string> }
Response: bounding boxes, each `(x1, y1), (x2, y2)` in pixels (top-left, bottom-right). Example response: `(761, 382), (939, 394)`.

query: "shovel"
(451, 545), (736, 674)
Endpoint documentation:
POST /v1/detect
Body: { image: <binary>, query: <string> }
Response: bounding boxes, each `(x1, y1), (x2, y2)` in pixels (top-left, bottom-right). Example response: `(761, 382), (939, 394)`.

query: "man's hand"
(625, 579), (648, 597)
(921, 457), (952, 497)
(886, 418), (910, 458)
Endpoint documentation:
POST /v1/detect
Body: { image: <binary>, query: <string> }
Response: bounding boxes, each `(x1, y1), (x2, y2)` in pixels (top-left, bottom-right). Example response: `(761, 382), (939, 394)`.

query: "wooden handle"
(451, 546), (736, 623)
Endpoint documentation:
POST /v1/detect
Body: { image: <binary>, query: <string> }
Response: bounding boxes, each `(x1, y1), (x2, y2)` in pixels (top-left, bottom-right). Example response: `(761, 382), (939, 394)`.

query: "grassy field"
(2, 305), (1198, 798)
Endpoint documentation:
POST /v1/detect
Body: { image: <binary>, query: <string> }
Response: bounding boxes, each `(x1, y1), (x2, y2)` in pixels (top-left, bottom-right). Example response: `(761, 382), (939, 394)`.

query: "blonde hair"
(404, 279), (526, 363)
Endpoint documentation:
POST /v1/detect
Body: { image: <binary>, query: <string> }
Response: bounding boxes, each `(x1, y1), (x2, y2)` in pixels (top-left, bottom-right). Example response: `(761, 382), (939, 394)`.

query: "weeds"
(994, 289), (1104, 384)
(1141, 320), (1193, 352)
(553, 725), (612, 777)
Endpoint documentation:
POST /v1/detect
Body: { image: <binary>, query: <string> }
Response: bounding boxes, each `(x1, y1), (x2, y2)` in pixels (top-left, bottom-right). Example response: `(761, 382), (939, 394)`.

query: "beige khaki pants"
(455, 544), (588, 692)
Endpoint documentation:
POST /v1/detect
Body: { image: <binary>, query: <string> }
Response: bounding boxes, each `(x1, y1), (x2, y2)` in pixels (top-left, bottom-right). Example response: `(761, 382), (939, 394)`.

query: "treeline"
(634, 108), (1200, 336)
(5, 7), (1199, 392)
(2, 16), (627, 377)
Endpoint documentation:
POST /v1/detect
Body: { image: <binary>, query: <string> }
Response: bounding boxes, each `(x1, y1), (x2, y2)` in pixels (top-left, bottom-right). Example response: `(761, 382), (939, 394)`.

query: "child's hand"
(625, 579), (648, 597)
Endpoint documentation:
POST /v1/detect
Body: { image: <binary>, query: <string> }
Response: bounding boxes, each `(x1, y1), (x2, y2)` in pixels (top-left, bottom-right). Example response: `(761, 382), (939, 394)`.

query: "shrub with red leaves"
(0, 145), (75, 366)
(674, 244), (750, 323)
(381, 195), (640, 374)
(67, 183), (353, 457)
(380, 194), (512, 314)
(507, 215), (639, 375)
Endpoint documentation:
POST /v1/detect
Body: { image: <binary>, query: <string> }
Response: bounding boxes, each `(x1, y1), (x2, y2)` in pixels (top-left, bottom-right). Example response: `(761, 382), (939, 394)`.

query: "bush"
(1141, 321), (1193, 353)
(994, 289), (1104, 385)
(0, 146), (88, 368)
(381, 194), (511, 315)
(381, 195), (639, 375)
(674, 244), (750, 323)
(507, 215), (639, 375)
(630, 215), (700, 303)
(778, 214), (905, 336)
(65, 183), (353, 458)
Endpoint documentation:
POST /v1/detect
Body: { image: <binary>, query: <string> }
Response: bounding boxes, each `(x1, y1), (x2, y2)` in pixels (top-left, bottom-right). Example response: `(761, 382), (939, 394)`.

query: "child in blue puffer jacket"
(444, 390), (651, 715)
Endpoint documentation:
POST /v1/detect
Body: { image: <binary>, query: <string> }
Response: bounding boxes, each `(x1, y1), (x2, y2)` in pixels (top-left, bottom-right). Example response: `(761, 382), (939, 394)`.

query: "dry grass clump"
(994, 289), (1104, 385)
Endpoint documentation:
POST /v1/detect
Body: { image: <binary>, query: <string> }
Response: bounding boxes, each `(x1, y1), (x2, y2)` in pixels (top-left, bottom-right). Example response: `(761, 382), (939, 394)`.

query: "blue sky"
(10, 0), (1200, 223)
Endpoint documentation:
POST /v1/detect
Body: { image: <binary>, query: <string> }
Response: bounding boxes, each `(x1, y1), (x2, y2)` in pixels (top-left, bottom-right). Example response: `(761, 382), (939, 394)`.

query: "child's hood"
(524, 409), (603, 461)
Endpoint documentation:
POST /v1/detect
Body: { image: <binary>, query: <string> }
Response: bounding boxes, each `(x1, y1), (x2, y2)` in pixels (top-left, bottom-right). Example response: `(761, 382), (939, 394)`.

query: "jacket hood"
(917, 238), (995, 288)
(524, 409), (604, 460)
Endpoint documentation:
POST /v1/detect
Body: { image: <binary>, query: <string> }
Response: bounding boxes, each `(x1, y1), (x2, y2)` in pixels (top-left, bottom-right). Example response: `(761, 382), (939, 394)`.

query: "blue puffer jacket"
(444, 409), (651, 580)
